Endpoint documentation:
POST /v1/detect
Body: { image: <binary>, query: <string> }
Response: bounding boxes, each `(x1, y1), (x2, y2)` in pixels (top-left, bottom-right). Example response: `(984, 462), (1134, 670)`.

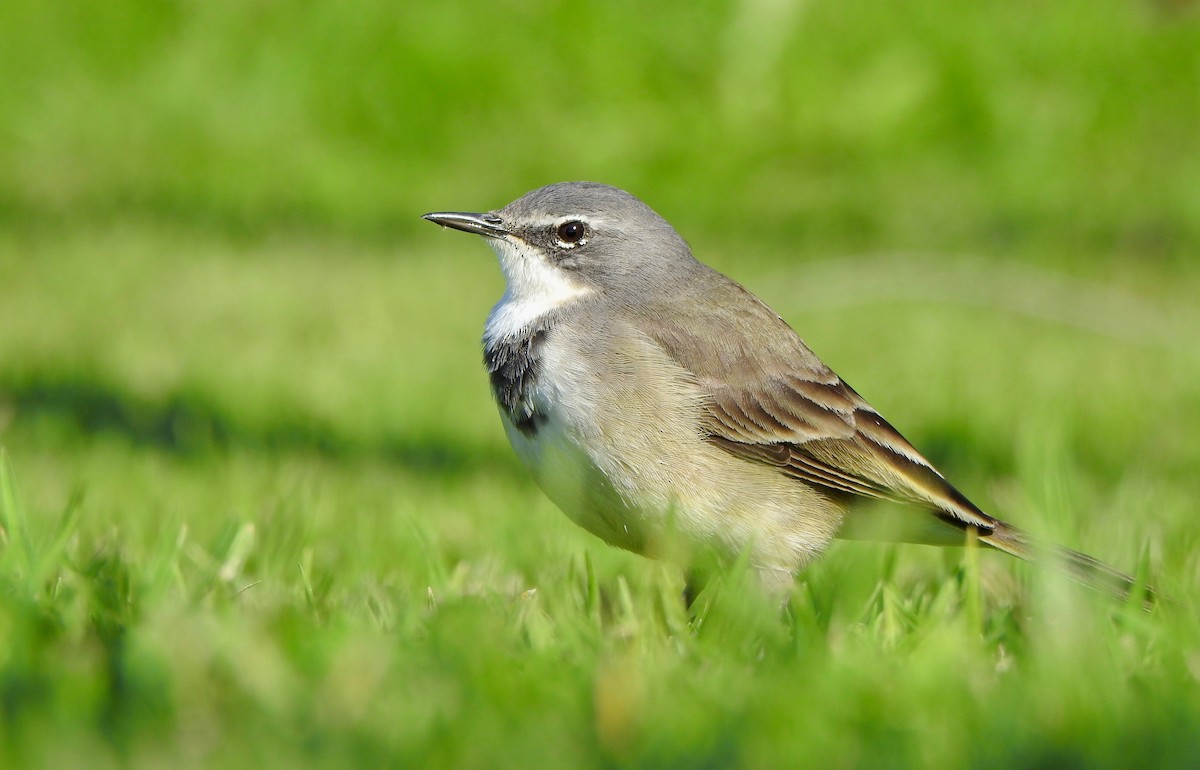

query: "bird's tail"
(979, 519), (1153, 608)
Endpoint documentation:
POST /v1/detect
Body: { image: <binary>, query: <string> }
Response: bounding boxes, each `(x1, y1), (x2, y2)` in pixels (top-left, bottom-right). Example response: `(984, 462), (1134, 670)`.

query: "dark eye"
(556, 220), (587, 245)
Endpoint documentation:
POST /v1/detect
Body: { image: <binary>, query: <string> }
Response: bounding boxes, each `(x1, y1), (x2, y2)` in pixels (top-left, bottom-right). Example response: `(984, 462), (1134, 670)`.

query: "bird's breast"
(483, 318), (650, 550)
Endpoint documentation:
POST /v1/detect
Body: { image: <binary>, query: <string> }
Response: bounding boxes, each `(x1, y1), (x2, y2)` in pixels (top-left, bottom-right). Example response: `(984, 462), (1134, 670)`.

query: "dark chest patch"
(483, 322), (550, 437)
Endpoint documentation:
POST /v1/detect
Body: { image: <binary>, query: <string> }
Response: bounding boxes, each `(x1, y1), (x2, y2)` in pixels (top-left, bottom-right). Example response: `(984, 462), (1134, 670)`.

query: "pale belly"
(500, 407), (654, 554)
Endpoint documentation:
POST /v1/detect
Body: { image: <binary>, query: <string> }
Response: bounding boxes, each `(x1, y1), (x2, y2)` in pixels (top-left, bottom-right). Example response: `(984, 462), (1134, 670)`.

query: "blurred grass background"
(1, 0), (1199, 767)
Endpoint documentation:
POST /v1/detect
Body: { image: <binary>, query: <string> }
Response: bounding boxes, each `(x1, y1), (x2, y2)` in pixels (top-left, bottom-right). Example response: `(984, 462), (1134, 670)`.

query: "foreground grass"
(1, 224), (1198, 768)
(3, 430), (1198, 769)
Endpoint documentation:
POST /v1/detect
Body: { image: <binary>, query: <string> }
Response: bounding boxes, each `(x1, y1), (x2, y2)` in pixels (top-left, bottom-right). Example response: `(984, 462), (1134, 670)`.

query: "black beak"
(421, 211), (509, 238)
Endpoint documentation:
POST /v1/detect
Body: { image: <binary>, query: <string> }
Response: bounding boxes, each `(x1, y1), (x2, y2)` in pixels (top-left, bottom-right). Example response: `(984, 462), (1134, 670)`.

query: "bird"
(423, 182), (1144, 604)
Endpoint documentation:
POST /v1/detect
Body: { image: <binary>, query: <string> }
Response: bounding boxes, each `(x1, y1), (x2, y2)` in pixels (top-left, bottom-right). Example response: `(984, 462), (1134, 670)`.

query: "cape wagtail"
(424, 182), (1143, 602)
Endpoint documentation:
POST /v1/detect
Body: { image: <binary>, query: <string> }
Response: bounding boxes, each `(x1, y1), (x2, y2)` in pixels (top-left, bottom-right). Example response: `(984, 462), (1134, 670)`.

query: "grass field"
(2, 1), (1199, 767)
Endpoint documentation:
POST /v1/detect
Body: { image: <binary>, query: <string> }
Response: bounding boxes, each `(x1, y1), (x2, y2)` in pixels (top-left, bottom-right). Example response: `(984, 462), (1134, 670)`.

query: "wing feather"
(636, 274), (998, 534)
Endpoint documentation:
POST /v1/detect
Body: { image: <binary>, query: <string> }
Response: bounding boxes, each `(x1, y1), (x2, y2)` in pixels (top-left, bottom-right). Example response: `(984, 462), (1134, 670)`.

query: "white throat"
(484, 237), (591, 342)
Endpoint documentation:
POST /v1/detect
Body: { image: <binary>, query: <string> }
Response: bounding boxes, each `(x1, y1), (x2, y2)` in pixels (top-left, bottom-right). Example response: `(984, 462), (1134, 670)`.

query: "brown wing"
(703, 371), (995, 529)
(636, 269), (998, 535)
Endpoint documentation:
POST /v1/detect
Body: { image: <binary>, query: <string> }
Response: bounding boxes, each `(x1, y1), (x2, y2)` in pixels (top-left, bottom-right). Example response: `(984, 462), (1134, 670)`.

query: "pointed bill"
(422, 211), (509, 238)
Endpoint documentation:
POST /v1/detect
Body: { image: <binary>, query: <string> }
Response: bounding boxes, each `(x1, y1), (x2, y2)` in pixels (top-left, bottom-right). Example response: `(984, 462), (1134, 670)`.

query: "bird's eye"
(555, 220), (587, 246)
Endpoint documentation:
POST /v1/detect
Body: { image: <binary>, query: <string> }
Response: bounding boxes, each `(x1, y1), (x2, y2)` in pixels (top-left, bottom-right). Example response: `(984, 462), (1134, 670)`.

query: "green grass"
(2, 0), (1199, 767)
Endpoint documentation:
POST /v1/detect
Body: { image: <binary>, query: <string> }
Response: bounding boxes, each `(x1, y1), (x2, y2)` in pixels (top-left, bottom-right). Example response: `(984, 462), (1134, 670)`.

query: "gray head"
(423, 182), (700, 306)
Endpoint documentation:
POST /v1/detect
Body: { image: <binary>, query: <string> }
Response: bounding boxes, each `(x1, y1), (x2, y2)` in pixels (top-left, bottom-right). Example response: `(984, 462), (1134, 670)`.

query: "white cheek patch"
(484, 237), (592, 341)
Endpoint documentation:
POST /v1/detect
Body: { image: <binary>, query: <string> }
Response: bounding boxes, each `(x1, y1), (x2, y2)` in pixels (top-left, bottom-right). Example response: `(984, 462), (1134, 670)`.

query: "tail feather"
(979, 520), (1153, 608)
